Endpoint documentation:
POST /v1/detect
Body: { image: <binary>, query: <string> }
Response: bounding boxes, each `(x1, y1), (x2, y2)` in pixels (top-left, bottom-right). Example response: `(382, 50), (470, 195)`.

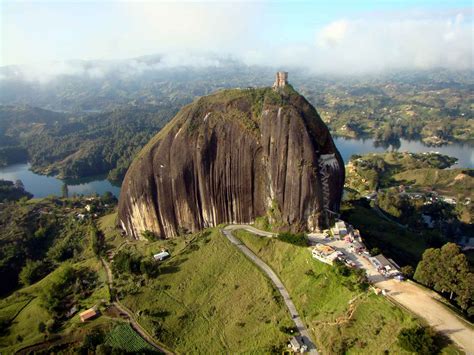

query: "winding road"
(222, 225), (319, 354)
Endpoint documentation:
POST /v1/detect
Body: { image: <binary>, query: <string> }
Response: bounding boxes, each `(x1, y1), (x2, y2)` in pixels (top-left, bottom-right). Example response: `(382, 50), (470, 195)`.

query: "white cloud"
(317, 20), (349, 48)
(309, 13), (473, 74)
(1, 5), (472, 80)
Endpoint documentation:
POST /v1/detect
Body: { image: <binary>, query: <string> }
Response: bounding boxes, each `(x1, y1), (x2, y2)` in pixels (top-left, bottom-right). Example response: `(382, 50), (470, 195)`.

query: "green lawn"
(119, 228), (294, 353)
(235, 230), (420, 354)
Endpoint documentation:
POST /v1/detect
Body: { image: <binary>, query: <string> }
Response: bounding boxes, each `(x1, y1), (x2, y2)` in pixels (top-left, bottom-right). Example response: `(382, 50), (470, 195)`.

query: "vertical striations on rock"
(118, 75), (345, 239)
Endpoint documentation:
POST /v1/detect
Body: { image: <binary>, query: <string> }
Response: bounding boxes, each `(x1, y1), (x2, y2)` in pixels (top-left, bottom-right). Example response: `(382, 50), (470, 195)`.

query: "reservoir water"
(334, 137), (473, 168)
(0, 163), (121, 198)
(0, 138), (472, 198)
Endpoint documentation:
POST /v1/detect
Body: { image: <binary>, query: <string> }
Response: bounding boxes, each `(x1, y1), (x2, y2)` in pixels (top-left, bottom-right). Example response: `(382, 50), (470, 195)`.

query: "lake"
(0, 138), (472, 198)
(334, 137), (473, 168)
(0, 163), (121, 198)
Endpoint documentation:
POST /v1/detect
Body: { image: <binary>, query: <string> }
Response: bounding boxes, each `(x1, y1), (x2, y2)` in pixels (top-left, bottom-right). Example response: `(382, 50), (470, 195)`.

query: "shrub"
(19, 259), (47, 286)
(254, 216), (270, 231)
(401, 265), (414, 278)
(277, 232), (308, 247)
(113, 251), (142, 274)
(369, 247), (381, 256)
(141, 230), (158, 242)
(90, 224), (105, 257)
(397, 326), (437, 354)
(82, 329), (105, 351)
(38, 321), (46, 333)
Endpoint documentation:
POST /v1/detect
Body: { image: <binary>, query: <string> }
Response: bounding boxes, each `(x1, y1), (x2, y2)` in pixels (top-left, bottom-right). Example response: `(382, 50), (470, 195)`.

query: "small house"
(79, 308), (98, 322)
(312, 244), (343, 265)
(153, 251), (170, 261)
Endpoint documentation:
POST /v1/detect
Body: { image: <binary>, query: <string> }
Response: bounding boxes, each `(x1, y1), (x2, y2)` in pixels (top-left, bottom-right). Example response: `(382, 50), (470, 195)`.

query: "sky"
(0, 0), (473, 76)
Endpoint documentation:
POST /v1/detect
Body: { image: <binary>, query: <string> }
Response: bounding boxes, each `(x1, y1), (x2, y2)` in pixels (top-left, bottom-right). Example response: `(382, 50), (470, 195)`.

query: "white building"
(153, 251), (170, 261)
(288, 336), (308, 353)
(312, 244), (343, 265)
(332, 220), (348, 237)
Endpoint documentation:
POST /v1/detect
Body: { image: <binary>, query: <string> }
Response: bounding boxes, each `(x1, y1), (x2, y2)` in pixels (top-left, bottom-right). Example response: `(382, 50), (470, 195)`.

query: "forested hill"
(0, 105), (68, 167)
(0, 104), (178, 181)
(0, 64), (472, 182)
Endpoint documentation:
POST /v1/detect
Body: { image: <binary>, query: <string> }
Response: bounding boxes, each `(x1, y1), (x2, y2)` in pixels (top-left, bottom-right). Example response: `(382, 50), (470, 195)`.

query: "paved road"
(101, 258), (173, 354)
(222, 225), (318, 354)
(307, 235), (474, 353)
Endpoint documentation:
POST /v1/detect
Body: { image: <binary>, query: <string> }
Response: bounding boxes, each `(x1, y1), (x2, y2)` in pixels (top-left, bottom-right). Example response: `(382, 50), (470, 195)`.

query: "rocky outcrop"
(118, 85), (345, 239)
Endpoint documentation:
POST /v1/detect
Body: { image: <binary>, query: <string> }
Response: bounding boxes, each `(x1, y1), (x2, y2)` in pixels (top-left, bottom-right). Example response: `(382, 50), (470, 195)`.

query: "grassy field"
(234, 229), (422, 354)
(1, 208), (464, 354)
(0, 230), (112, 354)
(0, 256), (113, 353)
(394, 168), (473, 199)
(117, 228), (295, 353)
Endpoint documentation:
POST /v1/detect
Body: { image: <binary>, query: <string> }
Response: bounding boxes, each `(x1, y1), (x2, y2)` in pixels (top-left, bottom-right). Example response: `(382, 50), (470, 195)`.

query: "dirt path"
(100, 258), (173, 354)
(222, 225), (319, 354)
(377, 279), (474, 353)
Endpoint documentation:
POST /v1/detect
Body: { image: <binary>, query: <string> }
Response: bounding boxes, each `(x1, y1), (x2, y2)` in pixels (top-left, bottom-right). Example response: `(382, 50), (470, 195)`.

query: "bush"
(38, 321), (46, 333)
(113, 251), (142, 274)
(19, 259), (47, 286)
(82, 329), (105, 351)
(90, 224), (105, 257)
(397, 326), (437, 354)
(401, 265), (414, 279)
(369, 247), (381, 256)
(141, 230), (158, 242)
(254, 216), (270, 231)
(334, 259), (351, 277)
(277, 232), (308, 247)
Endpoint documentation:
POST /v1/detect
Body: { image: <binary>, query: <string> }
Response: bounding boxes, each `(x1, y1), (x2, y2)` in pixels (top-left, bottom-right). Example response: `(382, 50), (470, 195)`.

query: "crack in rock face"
(118, 86), (345, 239)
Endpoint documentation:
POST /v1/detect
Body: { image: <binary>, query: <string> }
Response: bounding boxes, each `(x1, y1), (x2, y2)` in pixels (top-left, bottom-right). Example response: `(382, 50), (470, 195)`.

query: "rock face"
(118, 84), (345, 239)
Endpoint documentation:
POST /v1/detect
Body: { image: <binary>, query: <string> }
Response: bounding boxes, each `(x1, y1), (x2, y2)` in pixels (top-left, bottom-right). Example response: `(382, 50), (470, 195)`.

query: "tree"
(82, 329), (105, 351)
(19, 259), (45, 286)
(140, 259), (158, 279)
(400, 265), (414, 279)
(397, 326), (437, 355)
(38, 322), (46, 333)
(437, 243), (470, 300)
(141, 230), (158, 242)
(61, 183), (69, 198)
(90, 224), (105, 257)
(41, 265), (75, 315)
(101, 191), (116, 204)
(414, 243), (473, 310)
(369, 247), (381, 256)
(14, 179), (24, 190)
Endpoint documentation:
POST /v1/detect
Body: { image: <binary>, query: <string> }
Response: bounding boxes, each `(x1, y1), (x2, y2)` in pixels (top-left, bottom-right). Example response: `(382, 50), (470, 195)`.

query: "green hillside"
(116, 228), (295, 353)
(235, 230), (421, 354)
